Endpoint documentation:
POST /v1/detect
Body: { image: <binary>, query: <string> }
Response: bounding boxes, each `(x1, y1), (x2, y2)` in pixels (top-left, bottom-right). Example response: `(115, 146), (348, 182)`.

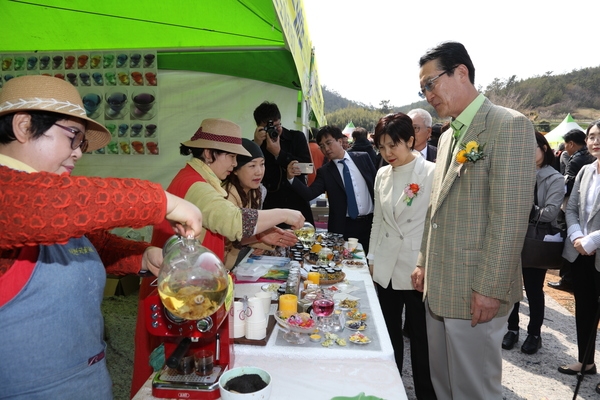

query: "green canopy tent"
(0, 0), (325, 186)
(543, 113), (585, 147)
(0, 0), (324, 125)
(342, 121), (356, 137)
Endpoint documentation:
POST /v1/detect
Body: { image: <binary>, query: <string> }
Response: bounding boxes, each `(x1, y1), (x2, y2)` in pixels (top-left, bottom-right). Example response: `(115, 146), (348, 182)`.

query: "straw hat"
(0, 75), (110, 152)
(182, 118), (251, 156)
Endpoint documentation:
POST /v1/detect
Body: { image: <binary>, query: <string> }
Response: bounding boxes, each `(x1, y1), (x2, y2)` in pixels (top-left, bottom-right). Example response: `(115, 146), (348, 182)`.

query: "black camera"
(265, 120), (278, 141)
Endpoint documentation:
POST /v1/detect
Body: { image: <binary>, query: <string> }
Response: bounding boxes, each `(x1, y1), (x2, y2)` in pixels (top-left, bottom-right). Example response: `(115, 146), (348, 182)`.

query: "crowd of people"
(2, 40), (600, 400)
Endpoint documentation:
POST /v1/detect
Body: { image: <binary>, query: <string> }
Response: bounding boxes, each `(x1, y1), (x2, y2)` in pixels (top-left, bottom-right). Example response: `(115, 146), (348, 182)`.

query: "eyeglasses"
(418, 66), (458, 99)
(418, 71), (449, 99)
(587, 135), (600, 143)
(54, 123), (89, 152)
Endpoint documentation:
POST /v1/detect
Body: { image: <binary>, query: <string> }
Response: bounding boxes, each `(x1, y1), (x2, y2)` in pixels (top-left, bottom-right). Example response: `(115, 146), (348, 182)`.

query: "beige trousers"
(425, 300), (508, 399)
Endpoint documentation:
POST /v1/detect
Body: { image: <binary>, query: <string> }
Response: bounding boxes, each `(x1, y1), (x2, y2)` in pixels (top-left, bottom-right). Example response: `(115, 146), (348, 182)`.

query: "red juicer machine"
(144, 289), (234, 399)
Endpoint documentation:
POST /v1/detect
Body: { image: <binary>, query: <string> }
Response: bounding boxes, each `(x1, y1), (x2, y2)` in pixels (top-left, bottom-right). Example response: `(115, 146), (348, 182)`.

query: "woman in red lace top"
(0, 75), (203, 400)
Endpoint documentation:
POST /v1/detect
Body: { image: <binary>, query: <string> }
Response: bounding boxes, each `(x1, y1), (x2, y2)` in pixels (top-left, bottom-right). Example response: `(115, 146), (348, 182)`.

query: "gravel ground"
(401, 271), (600, 400)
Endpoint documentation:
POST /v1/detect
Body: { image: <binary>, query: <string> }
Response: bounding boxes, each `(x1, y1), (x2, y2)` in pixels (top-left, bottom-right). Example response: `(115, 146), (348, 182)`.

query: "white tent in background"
(342, 121), (356, 137)
(544, 113), (585, 147)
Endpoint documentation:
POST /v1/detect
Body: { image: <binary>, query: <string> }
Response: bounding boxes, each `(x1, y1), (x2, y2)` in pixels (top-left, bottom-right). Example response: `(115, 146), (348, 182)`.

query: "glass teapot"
(157, 235), (229, 320)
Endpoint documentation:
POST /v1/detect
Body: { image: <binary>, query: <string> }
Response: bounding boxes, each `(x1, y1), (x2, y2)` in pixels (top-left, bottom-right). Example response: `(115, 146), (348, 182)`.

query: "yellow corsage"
(456, 140), (486, 164)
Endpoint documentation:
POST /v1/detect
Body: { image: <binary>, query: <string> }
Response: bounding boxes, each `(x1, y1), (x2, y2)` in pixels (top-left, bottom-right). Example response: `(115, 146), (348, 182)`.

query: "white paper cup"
(246, 318), (267, 329)
(245, 316), (267, 340)
(245, 326), (267, 340)
(233, 301), (246, 324)
(233, 323), (245, 338)
(347, 238), (358, 250)
(254, 291), (272, 319)
(246, 297), (265, 322)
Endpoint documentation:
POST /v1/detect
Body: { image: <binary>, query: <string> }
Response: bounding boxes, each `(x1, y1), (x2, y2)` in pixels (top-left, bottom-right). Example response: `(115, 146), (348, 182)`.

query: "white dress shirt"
(334, 151), (374, 217)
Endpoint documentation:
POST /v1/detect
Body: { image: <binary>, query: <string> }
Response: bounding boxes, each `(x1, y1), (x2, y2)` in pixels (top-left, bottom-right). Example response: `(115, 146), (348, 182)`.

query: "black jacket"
(290, 152), (376, 235)
(260, 127), (314, 224)
(349, 138), (377, 166)
(565, 147), (595, 196)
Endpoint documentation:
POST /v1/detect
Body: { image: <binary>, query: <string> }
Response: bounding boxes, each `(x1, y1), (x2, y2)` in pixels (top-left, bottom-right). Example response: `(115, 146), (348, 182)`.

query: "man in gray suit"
(412, 42), (536, 399)
(408, 108), (437, 162)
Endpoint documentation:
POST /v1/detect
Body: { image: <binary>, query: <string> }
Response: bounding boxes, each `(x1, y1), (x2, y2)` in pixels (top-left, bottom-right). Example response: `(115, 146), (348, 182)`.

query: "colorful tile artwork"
(0, 50), (159, 156)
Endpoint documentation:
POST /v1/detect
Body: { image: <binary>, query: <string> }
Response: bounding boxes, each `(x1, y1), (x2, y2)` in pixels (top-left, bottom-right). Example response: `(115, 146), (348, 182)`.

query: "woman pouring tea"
(0, 75), (203, 400)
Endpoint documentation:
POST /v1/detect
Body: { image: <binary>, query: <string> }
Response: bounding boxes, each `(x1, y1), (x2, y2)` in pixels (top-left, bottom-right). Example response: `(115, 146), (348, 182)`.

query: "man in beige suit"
(412, 42), (536, 399)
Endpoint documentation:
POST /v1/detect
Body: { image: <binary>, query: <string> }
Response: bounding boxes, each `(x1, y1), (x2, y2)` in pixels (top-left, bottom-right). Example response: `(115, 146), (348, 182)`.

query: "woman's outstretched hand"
(164, 192), (203, 238)
(258, 227), (298, 247)
(283, 209), (305, 230)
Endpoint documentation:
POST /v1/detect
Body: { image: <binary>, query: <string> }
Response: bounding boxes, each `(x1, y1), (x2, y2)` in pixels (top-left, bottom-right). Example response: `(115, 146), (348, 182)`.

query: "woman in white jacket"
(558, 120), (600, 388)
(367, 113), (436, 400)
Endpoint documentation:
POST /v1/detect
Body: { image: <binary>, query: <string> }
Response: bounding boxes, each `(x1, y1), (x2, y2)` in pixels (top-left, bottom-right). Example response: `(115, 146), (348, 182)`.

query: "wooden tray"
(233, 314), (276, 346)
(303, 252), (342, 266)
(320, 272), (346, 285)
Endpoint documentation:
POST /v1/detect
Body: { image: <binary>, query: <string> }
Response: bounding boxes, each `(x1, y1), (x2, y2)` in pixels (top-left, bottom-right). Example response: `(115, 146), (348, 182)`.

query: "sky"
(302, 0), (600, 108)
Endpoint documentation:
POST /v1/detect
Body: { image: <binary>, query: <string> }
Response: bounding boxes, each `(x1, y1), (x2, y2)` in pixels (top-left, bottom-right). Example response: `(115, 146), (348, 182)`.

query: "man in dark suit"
(408, 108), (437, 162)
(287, 125), (376, 253)
(253, 101), (314, 226)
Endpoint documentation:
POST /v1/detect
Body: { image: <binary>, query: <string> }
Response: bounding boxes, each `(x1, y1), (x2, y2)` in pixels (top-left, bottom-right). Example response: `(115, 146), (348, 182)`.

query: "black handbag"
(521, 183), (566, 269)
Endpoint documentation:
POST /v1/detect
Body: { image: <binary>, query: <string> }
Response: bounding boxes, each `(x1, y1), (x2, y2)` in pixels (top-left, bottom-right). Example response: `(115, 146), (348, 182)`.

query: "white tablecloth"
(133, 258), (407, 400)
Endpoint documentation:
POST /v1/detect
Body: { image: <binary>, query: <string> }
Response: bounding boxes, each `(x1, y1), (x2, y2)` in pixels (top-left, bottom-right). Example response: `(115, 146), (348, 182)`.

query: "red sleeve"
(87, 231), (150, 276)
(0, 166), (167, 249)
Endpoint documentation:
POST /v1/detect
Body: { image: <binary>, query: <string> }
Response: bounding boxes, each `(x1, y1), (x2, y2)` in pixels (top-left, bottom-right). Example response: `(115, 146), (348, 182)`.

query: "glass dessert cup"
(274, 311), (317, 344)
(312, 291), (335, 333)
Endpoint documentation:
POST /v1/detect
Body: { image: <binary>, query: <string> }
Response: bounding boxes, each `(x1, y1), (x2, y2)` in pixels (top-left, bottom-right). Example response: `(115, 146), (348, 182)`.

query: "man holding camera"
(253, 101), (314, 225)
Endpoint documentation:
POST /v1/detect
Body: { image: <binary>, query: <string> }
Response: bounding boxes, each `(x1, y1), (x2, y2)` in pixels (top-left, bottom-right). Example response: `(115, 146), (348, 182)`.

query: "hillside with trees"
(322, 65), (600, 132)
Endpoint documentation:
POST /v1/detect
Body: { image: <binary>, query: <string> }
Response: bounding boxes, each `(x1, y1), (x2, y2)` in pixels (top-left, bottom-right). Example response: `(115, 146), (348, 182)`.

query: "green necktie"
(451, 120), (464, 149)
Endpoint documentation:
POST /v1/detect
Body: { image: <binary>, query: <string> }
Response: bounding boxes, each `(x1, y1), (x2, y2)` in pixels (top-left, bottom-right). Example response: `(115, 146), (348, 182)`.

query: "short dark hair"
(352, 127), (368, 140)
(309, 127), (318, 142)
(535, 131), (555, 168)
(563, 128), (586, 145)
(586, 119), (600, 137)
(0, 110), (64, 145)
(179, 144), (226, 162)
(419, 41), (475, 84)
(316, 125), (344, 144)
(253, 101), (281, 125)
(373, 113), (415, 150)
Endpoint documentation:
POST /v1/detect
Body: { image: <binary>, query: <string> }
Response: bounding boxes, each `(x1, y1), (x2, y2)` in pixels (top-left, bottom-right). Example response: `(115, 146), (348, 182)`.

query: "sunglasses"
(54, 123), (89, 152)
